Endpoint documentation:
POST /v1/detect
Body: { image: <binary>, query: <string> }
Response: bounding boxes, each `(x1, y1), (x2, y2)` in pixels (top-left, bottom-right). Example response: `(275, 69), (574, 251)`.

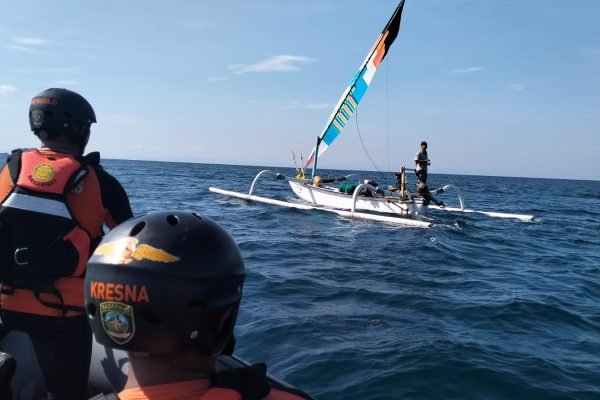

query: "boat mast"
(400, 166), (406, 199)
(311, 136), (322, 179)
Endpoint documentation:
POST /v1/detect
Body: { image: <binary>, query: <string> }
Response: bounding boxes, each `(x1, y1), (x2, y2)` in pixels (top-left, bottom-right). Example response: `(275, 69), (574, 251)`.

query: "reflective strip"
(3, 193), (72, 219)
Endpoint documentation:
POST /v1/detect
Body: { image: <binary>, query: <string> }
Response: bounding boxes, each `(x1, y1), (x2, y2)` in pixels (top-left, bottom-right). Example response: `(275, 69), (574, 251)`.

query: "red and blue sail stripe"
(304, 0), (406, 169)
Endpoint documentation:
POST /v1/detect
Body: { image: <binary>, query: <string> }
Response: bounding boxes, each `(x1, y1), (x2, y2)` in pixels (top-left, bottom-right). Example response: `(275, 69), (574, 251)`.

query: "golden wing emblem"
(93, 241), (117, 256)
(131, 244), (180, 263)
(93, 237), (138, 264)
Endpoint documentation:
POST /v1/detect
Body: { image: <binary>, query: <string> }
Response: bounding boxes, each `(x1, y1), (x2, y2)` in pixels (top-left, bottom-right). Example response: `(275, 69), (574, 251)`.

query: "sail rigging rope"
(355, 108), (387, 184)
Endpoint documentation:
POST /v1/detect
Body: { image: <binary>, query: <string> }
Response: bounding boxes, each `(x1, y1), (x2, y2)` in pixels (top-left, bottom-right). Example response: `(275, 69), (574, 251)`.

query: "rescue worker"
(0, 88), (133, 399)
(85, 211), (313, 399)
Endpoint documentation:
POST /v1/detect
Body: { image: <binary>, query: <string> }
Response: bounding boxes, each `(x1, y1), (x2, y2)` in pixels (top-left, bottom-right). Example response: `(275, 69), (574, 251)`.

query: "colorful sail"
(304, 0), (406, 169)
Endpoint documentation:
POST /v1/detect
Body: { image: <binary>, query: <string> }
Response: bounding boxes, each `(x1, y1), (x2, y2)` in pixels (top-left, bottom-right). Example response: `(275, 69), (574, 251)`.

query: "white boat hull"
(288, 180), (423, 216)
(209, 187), (431, 227)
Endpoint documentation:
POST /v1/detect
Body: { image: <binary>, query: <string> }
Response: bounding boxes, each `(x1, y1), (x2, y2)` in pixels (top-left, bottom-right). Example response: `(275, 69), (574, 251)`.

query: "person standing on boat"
(85, 211), (313, 400)
(414, 141), (444, 208)
(414, 140), (430, 184)
(0, 88), (133, 399)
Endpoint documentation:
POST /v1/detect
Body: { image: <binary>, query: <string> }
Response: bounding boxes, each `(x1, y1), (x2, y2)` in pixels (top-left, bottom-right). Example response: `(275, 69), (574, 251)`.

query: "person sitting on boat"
(0, 88), (133, 399)
(416, 181), (445, 208)
(313, 175), (345, 188)
(414, 141), (430, 183)
(385, 169), (405, 192)
(312, 175), (323, 187)
(85, 211), (314, 400)
(360, 179), (386, 197)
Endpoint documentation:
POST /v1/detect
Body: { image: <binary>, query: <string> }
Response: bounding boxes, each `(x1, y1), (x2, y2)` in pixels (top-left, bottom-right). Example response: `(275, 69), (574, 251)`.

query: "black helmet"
(85, 211), (245, 356)
(29, 88), (96, 143)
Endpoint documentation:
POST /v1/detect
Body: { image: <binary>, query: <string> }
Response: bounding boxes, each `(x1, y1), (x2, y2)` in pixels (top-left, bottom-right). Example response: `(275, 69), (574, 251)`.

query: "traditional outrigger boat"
(210, 0), (533, 227)
(210, 168), (532, 229)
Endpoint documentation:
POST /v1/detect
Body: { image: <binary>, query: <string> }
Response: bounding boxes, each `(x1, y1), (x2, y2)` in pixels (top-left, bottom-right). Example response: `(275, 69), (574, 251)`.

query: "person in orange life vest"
(0, 88), (133, 399)
(85, 211), (314, 400)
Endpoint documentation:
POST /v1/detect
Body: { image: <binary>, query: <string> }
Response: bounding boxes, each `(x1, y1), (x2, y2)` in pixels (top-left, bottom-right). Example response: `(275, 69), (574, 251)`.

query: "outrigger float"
(210, 0), (533, 227)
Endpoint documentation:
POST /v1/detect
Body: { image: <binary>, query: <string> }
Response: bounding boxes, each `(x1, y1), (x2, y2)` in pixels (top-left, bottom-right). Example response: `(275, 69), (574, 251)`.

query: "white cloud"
(7, 36), (52, 55)
(451, 66), (484, 74)
(182, 20), (212, 30)
(304, 103), (331, 109)
(229, 55), (316, 74)
(6, 45), (52, 55)
(38, 67), (80, 73)
(7, 44), (37, 53)
(101, 113), (147, 126)
(508, 83), (525, 91)
(12, 37), (47, 46)
(0, 84), (17, 94)
(284, 102), (332, 110)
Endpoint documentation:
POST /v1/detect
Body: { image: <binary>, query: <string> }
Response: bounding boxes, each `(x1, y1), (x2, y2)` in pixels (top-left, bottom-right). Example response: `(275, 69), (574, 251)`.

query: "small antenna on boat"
(293, 151), (306, 179)
(299, 153), (306, 179)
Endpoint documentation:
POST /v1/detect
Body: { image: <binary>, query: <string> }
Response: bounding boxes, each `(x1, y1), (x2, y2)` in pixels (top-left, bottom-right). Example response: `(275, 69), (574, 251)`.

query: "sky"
(1, 0), (599, 181)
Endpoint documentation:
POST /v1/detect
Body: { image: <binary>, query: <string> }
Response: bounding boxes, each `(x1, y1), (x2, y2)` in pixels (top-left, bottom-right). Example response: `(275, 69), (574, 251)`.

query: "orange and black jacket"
(0, 148), (133, 318)
(117, 379), (313, 400)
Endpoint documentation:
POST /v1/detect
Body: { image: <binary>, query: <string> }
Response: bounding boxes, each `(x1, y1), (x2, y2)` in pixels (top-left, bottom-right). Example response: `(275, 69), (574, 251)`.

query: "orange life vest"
(117, 378), (313, 400)
(0, 149), (106, 317)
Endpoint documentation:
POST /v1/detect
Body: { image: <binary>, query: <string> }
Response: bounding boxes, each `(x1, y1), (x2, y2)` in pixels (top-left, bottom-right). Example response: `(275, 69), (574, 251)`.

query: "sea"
(5, 156), (600, 399)
(107, 159), (600, 400)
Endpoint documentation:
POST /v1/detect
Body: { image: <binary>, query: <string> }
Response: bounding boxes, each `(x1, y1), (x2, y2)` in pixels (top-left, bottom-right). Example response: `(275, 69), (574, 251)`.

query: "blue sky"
(1, 0), (599, 180)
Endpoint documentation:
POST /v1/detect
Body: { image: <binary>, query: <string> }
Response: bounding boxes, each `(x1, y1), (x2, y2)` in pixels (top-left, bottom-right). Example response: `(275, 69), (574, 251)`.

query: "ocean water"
(106, 159), (600, 400)
(5, 156), (600, 399)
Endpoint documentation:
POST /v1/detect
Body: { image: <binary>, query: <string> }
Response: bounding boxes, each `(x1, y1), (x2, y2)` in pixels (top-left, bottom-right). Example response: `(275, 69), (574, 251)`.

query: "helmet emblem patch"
(94, 237), (180, 265)
(31, 110), (44, 128)
(100, 301), (135, 345)
(31, 163), (56, 184)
